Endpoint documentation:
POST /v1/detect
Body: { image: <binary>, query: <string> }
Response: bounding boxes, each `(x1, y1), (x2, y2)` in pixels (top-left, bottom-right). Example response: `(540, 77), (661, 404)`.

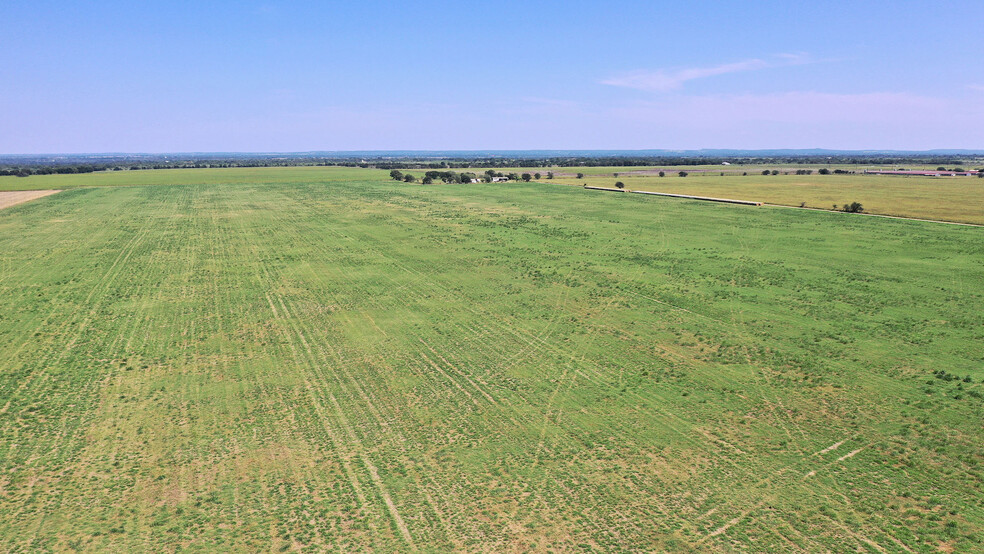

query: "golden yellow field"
(538, 170), (984, 224)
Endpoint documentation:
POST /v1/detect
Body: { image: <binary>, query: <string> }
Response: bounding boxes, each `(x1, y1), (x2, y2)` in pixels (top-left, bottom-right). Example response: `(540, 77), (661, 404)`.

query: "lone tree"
(818, 168), (830, 175)
(576, 172), (584, 179)
(658, 171), (665, 177)
(771, 170), (779, 175)
(403, 174), (416, 183)
(762, 170), (771, 175)
(547, 171), (554, 179)
(678, 171), (688, 177)
(422, 176), (433, 184)
(389, 169), (404, 181)
(534, 172), (541, 180)
(615, 181), (625, 189)
(522, 173), (532, 182)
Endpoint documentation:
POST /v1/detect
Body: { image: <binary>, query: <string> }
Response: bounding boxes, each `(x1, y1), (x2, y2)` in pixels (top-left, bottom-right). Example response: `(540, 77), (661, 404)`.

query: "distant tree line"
(0, 165), (100, 177)
(3, 153), (981, 178)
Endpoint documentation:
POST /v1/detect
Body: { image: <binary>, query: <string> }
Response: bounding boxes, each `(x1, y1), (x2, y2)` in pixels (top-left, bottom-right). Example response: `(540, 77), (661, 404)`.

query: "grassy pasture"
(445, 165), (984, 224)
(0, 166), (388, 192)
(546, 172), (984, 224)
(0, 173), (982, 551)
(4, 164), (981, 223)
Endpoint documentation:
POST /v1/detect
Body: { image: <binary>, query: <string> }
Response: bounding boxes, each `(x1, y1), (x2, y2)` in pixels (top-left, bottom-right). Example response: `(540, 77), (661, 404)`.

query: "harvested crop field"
(545, 171), (984, 224)
(0, 172), (982, 551)
(0, 189), (60, 210)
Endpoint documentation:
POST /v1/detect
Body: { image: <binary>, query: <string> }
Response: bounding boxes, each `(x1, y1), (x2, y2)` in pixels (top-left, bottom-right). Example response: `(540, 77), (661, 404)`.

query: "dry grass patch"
(0, 189), (61, 210)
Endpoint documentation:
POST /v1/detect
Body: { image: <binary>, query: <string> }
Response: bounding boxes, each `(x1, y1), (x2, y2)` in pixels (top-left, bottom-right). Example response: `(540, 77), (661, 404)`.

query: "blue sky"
(2, 0), (982, 153)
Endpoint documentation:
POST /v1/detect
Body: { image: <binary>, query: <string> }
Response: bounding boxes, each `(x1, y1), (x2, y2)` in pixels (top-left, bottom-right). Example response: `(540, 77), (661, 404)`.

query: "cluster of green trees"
(0, 165), (99, 177)
(390, 170), (480, 184)
(391, 169), (559, 185)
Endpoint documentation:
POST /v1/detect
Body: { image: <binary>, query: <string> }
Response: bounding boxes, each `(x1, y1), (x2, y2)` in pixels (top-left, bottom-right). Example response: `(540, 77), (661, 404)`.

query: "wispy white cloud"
(601, 53), (815, 92)
(608, 91), (946, 124)
(590, 91), (972, 149)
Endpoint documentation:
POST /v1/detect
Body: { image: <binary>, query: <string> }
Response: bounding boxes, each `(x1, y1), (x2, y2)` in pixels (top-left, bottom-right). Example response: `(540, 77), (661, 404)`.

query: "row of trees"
(0, 165), (99, 177)
(391, 169), (558, 185)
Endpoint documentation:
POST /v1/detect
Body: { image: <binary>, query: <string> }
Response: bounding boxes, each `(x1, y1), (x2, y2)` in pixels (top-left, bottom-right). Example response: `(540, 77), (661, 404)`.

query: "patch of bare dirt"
(0, 190), (61, 210)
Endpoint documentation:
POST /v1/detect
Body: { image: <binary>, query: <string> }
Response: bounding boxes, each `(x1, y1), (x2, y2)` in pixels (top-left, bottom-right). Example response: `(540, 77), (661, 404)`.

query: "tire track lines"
(695, 440), (881, 547)
(0, 189), (148, 416)
(267, 292), (416, 549)
(249, 208), (416, 547)
(17, 187), (178, 541)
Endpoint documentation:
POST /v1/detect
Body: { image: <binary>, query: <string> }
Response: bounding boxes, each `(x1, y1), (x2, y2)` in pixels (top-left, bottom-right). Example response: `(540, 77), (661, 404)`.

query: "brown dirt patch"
(0, 190), (61, 210)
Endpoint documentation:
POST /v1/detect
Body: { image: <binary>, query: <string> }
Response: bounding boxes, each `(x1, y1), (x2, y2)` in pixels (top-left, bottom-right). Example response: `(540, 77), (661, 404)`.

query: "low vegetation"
(0, 170), (981, 550)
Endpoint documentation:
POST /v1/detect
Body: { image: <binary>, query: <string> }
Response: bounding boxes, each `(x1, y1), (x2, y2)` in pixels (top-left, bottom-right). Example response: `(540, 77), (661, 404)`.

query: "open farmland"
(1, 172), (982, 551)
(523, 169), (984, 225)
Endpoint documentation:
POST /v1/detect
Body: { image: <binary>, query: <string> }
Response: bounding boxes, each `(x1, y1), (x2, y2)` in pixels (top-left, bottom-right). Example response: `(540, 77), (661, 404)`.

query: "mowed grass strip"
(0, 178), (981, 551)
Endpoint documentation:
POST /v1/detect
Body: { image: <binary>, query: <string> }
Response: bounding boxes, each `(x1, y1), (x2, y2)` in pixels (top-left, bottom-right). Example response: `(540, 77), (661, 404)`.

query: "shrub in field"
(762, 170), (771, 176)
(818, 168), (830, 175)
(771, 170), (779, 175)
(403, 174), (416, 183)
(678, 171), (688, 177)
(389, 170), (404, 181)
(843, 201), (864, 213)
(576, 172), (584, 179)
(659, 171), (665, 177)
(615, 181), (625, 189)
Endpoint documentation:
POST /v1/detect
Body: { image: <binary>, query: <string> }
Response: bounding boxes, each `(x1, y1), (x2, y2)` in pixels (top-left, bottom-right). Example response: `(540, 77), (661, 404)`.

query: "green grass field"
(1, 170), (982, 551)
(4, 165), (982, 224)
